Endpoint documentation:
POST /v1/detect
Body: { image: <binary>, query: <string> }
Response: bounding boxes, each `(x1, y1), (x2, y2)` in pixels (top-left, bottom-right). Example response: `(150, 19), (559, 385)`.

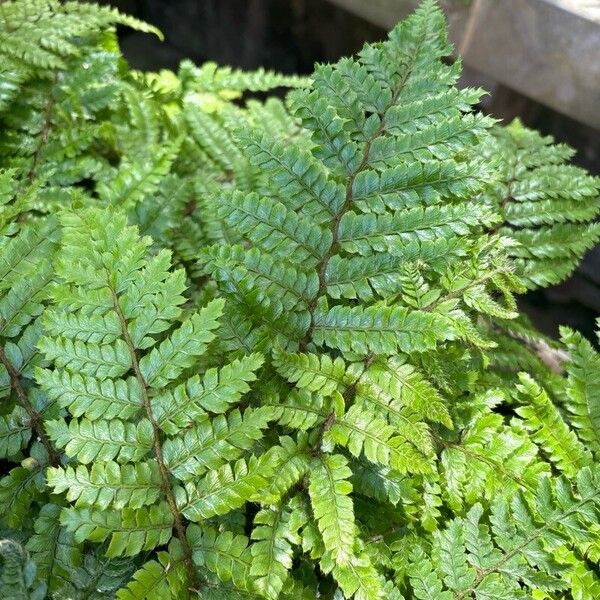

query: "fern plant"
(38, 206), (286, 597)
(1, 0), (600, 599)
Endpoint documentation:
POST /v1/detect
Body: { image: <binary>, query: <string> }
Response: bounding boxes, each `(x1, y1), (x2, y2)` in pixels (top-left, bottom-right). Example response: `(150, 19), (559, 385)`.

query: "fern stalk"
(27, 71), (57, 183)
(0, 345), (59, 466)
(300, 67), (415, 352)
(107, 285), (199, 591)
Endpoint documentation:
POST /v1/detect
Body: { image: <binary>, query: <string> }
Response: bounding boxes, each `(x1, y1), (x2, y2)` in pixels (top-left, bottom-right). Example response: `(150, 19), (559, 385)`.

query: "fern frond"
(419, 467), (600, 597)
(484, 119), (600, 289)
(47, 461), (162, 510)
(250, 503), (298, 599)
(188, 525), (255, 593)
(308, 454), (355, 566)
(272, 348), (350, 397)
(515, 373), (592, 477)
(215, 191), (332, 267)
(0, 538), (45, 600)
(0, 0), (160, 76)
(139, 302), (223, 388)
(180, 60), (309, 96)
(365, 355), (451, 427)
(153, 353), (264, 434)
(560, 327), (600, 455)
(337, 204), (496, 256)
(46, 417), (153, 465)
(182, 453), (279, 522)
(330, 405), (433, 474)
(36, 369), (142, 421)
(241, 131), (344, 220)
(0, 407), (30, 458)
(163, 407), (276, 481)
(330, 551), (383, 600)
(61, 502), (174, 557)
(1, 2), (598, 598)
(116, 540), (188, 600)
(25, 503), (81, 593)
(312, 303), (448, 355)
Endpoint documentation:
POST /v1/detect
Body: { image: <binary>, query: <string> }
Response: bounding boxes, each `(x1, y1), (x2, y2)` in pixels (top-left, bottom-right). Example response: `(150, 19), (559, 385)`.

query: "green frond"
(36, 369), (142, 421)
(308, 454), (356, 566)
(287, 89), (360, 175)
(351, 458), (412, 508)
(163, 407), (276, 481)
(55, 550), (135, 600)
(250, 503), (298, 599)
(560, 327), (600, 455)
(330, 405), (433, 474)
(485, 119), (600, 289)
(0, 457), (46, 528)
(407, 545), (452, 600)
(182, 453), (279, 522)
(364, 356), (451, 428)
(268, 389), (333, 432)
(25, 503), (81, 593)
(1, 1), (599, 598)
(241, 130), (344, 220)
(46, 417), (153, 465)
(261, 435), (311, 504)
(153, 353), (264, 434)
(180, 60), (309, 96)
(0, 538), (45, 600)
(201, 245), (318, 318)
(97, 142), (180, 211)
(61, 502), (174, 557)
(312, 303), (448, 355)
(272, 348), (350, 397)
(0, 407), (30, 458)
(215, 191), (332, 268)
(0, 219), (57, 339)
(438, 407), (549, 510)
(47, 460), (162, 510)
(351, 159), (488, 213)
(0, 0), (160, 76)
(188, 525), (255, 593)
(139, 301), (223, 388)
(337, 204), (497, 256)
(36, 337), (132, 379)
(330, 551), (383, 600)
(324, 239), (459, 301)
(415, 467), (600, 597)
(184, 101), (249, 176)
(116, 540), (188, 600)
(515, 373), (592, 477)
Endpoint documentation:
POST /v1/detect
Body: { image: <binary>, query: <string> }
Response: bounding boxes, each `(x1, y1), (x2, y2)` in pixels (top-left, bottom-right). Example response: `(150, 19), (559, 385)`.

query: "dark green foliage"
(481, 120), (600, 288)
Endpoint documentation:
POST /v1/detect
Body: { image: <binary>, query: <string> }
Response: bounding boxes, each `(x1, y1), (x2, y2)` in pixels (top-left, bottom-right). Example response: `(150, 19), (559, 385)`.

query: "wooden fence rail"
(326, 0), (600, 130)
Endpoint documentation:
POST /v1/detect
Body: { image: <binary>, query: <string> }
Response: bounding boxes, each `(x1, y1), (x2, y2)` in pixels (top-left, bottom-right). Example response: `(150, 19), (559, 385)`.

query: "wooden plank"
(326, 0), (600, 130)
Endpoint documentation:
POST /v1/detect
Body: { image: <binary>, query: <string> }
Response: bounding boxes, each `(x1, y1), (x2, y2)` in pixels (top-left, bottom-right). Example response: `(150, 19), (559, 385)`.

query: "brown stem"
(28, 72), (57, 183)
(457, 0), (483, 58)
(490, 321), (570, 374)
(0, 345), (59, 466)
(109, 286), (199, 591)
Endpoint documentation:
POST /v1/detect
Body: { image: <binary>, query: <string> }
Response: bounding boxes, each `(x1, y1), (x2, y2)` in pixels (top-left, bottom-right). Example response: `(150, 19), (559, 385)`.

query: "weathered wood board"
(326, 0), (600, 130)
